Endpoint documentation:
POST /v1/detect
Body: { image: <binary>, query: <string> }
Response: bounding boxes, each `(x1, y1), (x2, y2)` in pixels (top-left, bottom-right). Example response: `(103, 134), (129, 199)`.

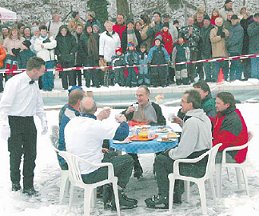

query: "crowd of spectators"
(0, 0), (259, 92)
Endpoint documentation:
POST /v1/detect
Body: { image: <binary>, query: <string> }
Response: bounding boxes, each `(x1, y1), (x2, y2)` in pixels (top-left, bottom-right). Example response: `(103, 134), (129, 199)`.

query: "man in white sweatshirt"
(145, 89), (212, 208)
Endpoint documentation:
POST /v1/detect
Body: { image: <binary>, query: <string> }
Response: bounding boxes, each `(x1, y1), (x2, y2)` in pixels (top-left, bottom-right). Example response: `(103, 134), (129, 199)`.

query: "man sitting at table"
(145, 90), (212, 208)
(122, 85), (166, 179)
(65, 97), (137, 210)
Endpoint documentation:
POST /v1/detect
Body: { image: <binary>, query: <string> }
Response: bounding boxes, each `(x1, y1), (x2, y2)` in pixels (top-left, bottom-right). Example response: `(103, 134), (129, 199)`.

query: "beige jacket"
(210, 27), (229, 58)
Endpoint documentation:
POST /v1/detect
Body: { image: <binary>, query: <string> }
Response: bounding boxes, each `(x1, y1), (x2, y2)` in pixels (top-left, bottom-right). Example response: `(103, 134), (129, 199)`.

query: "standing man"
(113, 14), (126, 41)
(145, 90), (212, 208)
(227, 15), (244, 81)
(247, 13), (259, 79)
(0, 57), (48, 195)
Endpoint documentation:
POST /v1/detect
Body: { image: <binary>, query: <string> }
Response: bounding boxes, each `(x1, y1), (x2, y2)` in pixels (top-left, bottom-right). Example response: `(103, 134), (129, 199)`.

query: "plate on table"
(157, 138), (177, 143)
(130, 134), (158, 141)
(155, 127), (169, 133)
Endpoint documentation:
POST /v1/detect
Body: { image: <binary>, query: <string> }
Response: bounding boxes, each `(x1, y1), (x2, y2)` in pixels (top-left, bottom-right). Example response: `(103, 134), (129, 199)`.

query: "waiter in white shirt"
(0, 57), (48, 196)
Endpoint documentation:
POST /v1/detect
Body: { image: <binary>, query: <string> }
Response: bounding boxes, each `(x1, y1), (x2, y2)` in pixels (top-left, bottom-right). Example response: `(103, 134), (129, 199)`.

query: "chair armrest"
(80, 159), (115, 180)
(222, 143), (248, 164)
(173, 152), (209, 175)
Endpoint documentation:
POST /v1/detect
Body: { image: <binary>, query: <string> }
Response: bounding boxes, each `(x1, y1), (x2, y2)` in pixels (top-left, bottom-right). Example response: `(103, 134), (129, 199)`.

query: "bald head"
(80, 97), (97, 114)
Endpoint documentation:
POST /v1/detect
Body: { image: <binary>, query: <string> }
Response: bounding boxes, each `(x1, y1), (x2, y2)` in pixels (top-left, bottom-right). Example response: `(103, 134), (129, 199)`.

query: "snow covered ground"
(0, 103), (259, 216)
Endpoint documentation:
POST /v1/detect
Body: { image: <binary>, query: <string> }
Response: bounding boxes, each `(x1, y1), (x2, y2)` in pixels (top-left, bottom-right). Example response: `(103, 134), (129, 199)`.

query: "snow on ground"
(0, 103), (259, 216)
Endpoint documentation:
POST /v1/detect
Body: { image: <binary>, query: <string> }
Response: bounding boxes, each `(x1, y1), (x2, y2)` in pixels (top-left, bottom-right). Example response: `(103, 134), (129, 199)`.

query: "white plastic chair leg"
(91, 188), (97, 209)
(184, 181), (190, 202)
(69, 185), (75, 210)
(112, 181), (121, 216)
(215, 164), (222, 197)
(241, 168), (249, 196)
(197, 182), (207, 215)
(168, 176), (175, 213)
(235, 167), (243, 190)
(84, 188), (93, 216)
(209, 177), (216, 201)
(226, 167), (231, 181)
(59, 171), (70, 203)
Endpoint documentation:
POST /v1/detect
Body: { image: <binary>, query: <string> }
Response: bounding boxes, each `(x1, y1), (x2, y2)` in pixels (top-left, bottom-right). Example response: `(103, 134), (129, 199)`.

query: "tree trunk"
(116, 0), (130, 18)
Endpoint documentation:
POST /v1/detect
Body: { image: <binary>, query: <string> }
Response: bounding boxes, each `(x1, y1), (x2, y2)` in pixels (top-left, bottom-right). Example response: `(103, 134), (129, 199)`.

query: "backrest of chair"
(59, 151), (83, 186)
(203, 143), (222, 179)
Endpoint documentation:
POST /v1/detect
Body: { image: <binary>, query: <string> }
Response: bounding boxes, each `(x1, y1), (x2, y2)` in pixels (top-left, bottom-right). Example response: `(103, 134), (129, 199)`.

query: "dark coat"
(247, 21), (259, 54)
(18, 49), (35, 69)
(121, 29), (142, 53)
(55, 27), (77, 65)
(122, 101), (166, 126)
(200, 24), (214, 58)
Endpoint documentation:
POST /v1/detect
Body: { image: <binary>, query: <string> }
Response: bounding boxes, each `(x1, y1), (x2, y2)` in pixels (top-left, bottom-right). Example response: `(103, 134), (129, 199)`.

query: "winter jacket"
(121, 29), (142, 52)
(99, 31), (121, 62)
(169, 109), (212, 160)
(17, 49), (36, 69)
(211, 106), (248, 163)
(247, 21), (259, 54)
(210, 26), (229, 57)
(113, 23), (126, 40)
(55, 26), (77, 64)
(227, 23), (244, 55)
(0, 46), (7, 68)
(200, 24), (214, 58)
(240, 16), (254, 55)
(3, 37), (24, 55)
(147, 45), (170, 64)
(201, 94), (216, 117)
(34, 35), (57, 61)
(122, 101), (166, 126)
(179, 25), (200, 52)
(155, 30), (173, 55)
(58, 105), (80, 166)
(172, 43), (190, 71)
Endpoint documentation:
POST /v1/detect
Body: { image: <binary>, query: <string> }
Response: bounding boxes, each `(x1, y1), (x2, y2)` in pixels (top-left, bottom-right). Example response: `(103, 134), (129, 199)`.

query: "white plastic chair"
(50, 125), (72, 204)
(215, 132), (252, 197)
(59, 151), (121, 216)
(168, 144), (222, 215)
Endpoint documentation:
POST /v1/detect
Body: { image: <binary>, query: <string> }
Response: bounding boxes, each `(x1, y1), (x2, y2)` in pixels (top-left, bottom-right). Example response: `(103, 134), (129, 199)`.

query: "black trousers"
(82, 152), (134, 189)
(155, 149), (209, 197)
(8, 116), (37, 189)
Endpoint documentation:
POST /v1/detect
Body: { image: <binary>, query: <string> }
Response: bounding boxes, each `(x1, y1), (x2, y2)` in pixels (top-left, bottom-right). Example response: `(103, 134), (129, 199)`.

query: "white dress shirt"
(0, 72), (46, 126)
(65, 116), (118, 175)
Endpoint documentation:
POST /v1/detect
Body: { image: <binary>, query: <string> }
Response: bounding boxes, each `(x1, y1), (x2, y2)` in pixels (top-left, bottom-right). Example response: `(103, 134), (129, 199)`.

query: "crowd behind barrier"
(0, 1), (259, 92)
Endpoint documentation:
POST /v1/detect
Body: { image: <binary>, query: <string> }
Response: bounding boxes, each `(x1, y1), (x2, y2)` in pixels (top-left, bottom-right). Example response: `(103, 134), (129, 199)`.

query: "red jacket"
(211, 106), (248, 163)
(0, 46), (7, 68)
(113, 24), (126, 40)
(155, 30), (173, 55)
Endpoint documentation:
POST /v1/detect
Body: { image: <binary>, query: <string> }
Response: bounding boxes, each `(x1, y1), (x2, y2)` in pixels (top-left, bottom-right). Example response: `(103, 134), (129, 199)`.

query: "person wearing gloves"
(0, 57), (48, 196)
(145, 90), (212, 208)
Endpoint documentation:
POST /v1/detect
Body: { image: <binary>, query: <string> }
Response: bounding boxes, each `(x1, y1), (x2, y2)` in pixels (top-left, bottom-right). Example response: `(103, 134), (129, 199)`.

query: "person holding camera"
(210, 17), (229, 82)
(34, 25), (57, 91)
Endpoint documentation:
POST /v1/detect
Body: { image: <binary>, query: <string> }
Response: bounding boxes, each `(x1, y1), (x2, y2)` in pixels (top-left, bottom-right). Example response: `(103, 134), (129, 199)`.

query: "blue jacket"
(113, 121), (129, 141)
(58, 105), (80, 166)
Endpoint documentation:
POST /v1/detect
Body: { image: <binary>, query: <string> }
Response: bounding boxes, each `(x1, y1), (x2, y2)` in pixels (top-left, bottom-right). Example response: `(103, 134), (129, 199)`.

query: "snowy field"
(0, 103), (259, 216)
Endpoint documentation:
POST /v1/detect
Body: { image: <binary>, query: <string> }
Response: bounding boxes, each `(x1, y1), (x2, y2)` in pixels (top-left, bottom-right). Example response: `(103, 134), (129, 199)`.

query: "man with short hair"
(145, 90), (212, 208)
(212, 92), (248, 163)
(247, 13), (259, 79)
(220, 0), (234, 20)
(193, 80), (216, 117)
(65, 97), (137, 210)
(58, 87), (85, 170)
(123, 85), (166, 178)
(46, 12), (63, 38)
(147, 12), (163, 42)
(0, 57), (47, 196)
(113, 14), (126, 40)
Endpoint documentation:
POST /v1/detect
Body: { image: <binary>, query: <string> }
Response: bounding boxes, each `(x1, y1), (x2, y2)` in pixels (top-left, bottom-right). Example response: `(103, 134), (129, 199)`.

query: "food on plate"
(156, 127), (169, 133)
(167, 131), (178, 138)
(161, 136), (169, 142)
(138, 128), (149, 139)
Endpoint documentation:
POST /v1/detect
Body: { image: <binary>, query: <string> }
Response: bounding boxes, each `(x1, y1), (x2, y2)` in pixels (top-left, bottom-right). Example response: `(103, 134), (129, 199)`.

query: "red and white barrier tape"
(0, 53), (258, 74)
